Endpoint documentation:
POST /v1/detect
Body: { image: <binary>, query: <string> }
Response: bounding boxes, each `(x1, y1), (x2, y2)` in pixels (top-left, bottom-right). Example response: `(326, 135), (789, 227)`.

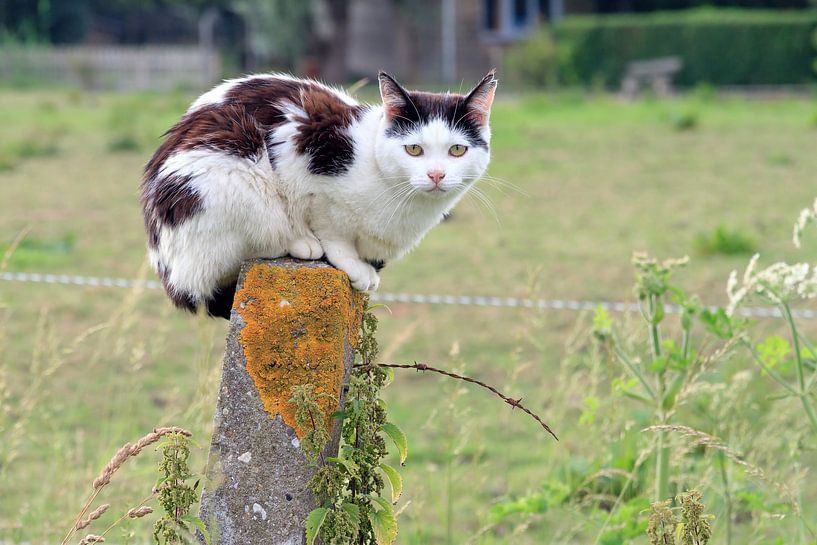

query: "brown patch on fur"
(225, 77), (304, 127)
(147, 174), (202, 227)
(144, 105), (266, 182)
(293, 86), (363, 176)
(141, 174), (202, 249)
(157, 263), (196, 313)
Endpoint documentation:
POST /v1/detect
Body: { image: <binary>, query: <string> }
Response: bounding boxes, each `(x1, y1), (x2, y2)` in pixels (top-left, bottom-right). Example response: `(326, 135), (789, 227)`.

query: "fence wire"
(1, 270), (815, 320)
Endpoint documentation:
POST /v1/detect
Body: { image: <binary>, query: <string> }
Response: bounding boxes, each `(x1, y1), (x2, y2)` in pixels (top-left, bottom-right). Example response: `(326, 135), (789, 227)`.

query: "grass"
(693, 224), (757, 256)
(1, 86), (817, 543)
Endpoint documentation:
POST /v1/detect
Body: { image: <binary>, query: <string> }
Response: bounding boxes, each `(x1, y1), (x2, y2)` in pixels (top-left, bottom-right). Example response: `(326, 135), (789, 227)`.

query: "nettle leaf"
(181, 514), (211, 545)
(381, 422), (408, 465)
(341, 501), (360, 529)
(306, 507), (329, 545)
(368, 496), (398, 545)
(326, 456), (360, 477)
(379, 463), (403, 503)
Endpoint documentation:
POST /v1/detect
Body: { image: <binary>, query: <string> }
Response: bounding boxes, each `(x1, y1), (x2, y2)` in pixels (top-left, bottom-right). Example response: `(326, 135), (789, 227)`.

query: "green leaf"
(381, 422), (408, 465)
(663, 371), (687, 410)
(379, 463), (403, 503)
(368, 497), (398, 545)
(341, 501), (360, 531)
(757, 335), (791, 371)
(154, 475), (169, 492)
(578, 396), (598, 426)
(306, 507), (329, 545)
(341, 501), (360, 520)
(649, 356), (668, 373)
(326, 456), (360, 477)
(181, 514), (211, 545)
(700, 308), (735, 339)
(652, 299), (665, 324)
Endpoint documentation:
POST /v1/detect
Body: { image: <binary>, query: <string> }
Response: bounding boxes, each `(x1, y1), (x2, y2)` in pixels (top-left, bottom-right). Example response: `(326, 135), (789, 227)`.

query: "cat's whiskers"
(377, 184), (416, 223)
(464, 174), (528, 196)
(382, 182), (421, 231)
(384, 189), (418, 232)
(366, 179), (412, 207)
(464, 184), (501, 225)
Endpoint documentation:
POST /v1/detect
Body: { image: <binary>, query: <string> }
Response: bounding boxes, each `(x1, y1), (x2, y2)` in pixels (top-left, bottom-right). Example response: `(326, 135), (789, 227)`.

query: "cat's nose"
(427, 170), (446, 185)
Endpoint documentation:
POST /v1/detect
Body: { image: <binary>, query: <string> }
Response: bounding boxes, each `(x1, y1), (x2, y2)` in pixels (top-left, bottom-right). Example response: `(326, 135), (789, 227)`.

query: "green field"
(1, 87), (817, 544)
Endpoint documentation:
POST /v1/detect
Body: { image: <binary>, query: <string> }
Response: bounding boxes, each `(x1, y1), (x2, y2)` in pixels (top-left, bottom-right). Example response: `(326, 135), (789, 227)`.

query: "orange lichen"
(234, 263), (364, 438)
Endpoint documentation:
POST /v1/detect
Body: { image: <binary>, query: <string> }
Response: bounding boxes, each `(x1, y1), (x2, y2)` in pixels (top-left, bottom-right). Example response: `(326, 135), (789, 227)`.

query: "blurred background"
(2, 1), (817, 544)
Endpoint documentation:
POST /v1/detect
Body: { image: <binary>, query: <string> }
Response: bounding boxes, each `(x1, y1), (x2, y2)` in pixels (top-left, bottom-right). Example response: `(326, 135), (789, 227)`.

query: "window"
(513, 0), (528, 28)
(484, 0), (500, 31)
(481, 0), (540, 41)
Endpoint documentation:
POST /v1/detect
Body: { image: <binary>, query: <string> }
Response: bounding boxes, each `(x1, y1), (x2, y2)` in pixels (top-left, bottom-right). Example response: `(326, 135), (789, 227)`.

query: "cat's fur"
(141, 70), (497, 318)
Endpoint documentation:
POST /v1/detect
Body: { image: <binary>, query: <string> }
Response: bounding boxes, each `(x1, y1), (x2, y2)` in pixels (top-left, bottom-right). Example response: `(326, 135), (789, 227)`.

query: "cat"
(140, 70), (497, 319)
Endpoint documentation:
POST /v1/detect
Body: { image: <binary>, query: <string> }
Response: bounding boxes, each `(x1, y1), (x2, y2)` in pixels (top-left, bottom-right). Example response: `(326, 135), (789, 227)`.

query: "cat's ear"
(464, 69), (498, 126)
(379, 71), (410, 121)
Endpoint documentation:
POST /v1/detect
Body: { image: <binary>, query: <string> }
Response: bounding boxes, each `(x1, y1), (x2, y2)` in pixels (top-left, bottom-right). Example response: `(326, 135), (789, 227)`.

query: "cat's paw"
(338, 259), (380, 292)
(288, 235), (324, 260)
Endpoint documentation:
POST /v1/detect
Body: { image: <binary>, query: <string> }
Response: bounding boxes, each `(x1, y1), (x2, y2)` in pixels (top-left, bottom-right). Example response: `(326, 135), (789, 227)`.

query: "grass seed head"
(127, 506), (153, 518)
(75, 503), (110, 530)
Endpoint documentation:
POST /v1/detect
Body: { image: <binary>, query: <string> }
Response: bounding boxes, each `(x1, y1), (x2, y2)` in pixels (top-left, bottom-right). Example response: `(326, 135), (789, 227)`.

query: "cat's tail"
(141, 103), (269, 320)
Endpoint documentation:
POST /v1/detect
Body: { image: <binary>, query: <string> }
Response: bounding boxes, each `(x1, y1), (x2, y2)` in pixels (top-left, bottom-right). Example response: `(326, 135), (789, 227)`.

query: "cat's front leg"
(321, 238), (380, 292)
(287, 232), (324, 260)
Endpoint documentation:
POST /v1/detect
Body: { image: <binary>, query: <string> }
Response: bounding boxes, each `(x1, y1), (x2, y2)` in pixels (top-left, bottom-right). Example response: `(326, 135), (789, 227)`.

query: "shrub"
(693, 224), (757, 256)
(553, 8), (817, 87)
(667, 108), (699, 131)
(107, 133), (141, 152)
(504, 30), (574, 88)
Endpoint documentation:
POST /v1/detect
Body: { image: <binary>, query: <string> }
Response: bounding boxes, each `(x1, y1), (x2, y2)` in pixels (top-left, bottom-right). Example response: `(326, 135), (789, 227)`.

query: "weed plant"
(490, 201), (817, 544)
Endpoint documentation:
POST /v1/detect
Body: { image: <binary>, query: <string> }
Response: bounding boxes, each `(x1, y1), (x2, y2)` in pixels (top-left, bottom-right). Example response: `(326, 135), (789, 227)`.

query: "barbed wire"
(1, 270), (815, 319)
(363, 361), (559, 440)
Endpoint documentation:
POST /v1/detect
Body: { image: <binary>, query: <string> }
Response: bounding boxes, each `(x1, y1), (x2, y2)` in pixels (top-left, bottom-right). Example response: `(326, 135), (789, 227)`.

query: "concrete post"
(199, 258), (365, 545)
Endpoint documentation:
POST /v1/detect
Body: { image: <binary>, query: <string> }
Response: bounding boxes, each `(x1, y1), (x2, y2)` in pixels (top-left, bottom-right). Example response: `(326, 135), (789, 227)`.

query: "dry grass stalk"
(643, 424), (800, 514)
(94, 494), (157, 541)
(61, 427), (192, 545)
(78, 534), (105, 544)
(0, 225), (31, 272)
(127, 506), (153, 518)
(93, 426), (191, 489)
(75, 504), (109, 530)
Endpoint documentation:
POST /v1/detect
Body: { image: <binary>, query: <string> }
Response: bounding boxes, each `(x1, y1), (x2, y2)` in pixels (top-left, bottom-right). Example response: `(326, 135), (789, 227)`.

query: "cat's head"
(374, 70), (497, 199)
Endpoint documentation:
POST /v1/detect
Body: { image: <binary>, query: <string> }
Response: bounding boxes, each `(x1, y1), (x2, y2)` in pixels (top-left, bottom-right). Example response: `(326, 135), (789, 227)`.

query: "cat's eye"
(449, 144), (468, 157)
(404, 144), (423, 157)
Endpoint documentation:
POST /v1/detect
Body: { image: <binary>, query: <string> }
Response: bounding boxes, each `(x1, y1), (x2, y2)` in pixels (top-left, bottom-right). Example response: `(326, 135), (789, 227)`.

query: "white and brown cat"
(141, 70), (497, 318)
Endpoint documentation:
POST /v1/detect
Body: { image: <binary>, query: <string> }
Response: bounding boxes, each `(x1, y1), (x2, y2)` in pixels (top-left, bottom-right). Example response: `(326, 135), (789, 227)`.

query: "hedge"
(552, 8), (817, 86)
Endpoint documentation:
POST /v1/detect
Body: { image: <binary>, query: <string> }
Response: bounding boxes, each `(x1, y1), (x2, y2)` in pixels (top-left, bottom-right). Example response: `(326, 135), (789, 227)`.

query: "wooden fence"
(0, 45), (220, 91)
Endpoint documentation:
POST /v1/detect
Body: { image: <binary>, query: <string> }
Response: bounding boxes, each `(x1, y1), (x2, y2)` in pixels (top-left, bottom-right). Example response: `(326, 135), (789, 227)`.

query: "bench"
(621, 57), (683, 98)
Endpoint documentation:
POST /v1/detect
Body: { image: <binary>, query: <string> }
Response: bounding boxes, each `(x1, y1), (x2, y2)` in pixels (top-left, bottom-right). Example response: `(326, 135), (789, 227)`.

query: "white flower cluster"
(727, 198), (817, 315)
(727, 253), (817, 315)
(793, 198), (817, 249)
